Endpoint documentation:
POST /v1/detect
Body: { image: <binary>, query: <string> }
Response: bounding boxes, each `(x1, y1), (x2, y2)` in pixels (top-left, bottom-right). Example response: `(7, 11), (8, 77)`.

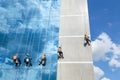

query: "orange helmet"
(41, 54), (46, 59)
(13, 55), (17, 60)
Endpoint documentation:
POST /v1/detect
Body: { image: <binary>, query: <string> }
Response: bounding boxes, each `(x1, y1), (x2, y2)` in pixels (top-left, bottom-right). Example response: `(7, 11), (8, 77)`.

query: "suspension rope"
(28, 29), (36, 64)
(82, 13), (86, 36)
(10, 20), (20, 55)
(37, 27), (42, 60)
(16, 23), (26, 54)
(27, 30), (32, 53)
(44, 1), (52, 53)
(27, 29), (34, 53)
(24, 28), (31, 54)
(48, 1), (54, 80)
(38, 0), (53, 80)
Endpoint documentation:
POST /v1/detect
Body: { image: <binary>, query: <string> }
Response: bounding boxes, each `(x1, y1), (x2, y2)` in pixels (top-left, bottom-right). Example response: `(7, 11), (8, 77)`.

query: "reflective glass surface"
(0, 0), (60, 80)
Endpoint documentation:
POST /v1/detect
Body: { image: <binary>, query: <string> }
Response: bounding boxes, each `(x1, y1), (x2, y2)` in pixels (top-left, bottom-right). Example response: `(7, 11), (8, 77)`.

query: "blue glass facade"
(0, 0), (60, 80)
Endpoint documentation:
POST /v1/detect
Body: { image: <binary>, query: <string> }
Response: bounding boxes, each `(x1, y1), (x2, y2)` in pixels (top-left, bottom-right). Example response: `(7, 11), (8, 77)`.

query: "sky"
(88, 0), (120, 80)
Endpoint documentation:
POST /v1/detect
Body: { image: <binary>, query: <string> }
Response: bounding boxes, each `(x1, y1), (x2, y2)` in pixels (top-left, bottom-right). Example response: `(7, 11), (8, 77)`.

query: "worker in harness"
(24, 53), (32, 67)
(58, 47), (64, 59)
(39, 53), (46, 66)
(13, 54), (21, 66)
(84, 32), (91, 46)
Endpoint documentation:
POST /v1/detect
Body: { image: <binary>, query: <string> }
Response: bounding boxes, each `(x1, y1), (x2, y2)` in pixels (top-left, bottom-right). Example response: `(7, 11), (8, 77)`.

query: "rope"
(27, 30), (34, 53)
(10, 22), (20, 55)
(37, 28), (42, 61)
(43, 0), (53, 53)
(26, 30), (32, 53)
(29, 29), (36, 65)
(82, 8), (87, 35)
(48, 2), (54, 80)
(16, 23), (26, 54)
(38, 0), (53, 80)
(24, 28), (30, 53)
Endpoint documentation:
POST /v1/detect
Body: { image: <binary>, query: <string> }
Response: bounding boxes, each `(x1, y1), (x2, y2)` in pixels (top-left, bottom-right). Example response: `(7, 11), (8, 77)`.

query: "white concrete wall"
(57, 0), (94, 80)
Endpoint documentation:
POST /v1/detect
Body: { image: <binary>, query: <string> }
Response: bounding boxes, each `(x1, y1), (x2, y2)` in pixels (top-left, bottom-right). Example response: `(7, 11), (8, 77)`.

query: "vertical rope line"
(39, 1), (42, 80)
(16, 23), (26, 54)
(24, 29), (30, 53)
(48, 1), (53, 80)
(30, 30), (35, 63)
(27, 29), (33, 53)
(44, 1), (52, 53)
(37, 26), (42, 60)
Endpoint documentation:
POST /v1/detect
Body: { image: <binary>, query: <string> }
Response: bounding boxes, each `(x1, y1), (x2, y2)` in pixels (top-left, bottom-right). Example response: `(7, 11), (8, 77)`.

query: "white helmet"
(26, 58), (29, 62)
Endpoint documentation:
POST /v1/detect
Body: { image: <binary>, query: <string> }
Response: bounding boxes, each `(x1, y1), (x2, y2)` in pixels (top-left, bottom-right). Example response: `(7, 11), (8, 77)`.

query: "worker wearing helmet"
(58, 47), (64, 59)
(39, 53), (46, 66)
(13, 54), (21, 66)
(24, 53), (32, 67)
(84, 33), (91, 46)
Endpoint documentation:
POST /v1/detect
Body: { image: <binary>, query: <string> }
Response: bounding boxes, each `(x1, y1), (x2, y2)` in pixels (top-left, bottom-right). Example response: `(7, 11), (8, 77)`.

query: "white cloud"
(109, 55), (120, 68)
(94, 66), (104, 80)
(92, 32), (120, 69)
(94, 66), (111, 80)
(101, 77), (110, 80)
(92, 32), (112, 61)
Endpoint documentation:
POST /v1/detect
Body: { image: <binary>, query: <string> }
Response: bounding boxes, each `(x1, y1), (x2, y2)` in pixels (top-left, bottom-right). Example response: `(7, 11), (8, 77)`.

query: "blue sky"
(88, 0), (120, 80)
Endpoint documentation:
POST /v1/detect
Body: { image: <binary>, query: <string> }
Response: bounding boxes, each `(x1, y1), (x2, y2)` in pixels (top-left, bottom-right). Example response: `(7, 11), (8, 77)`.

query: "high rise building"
(57, 0), (94, 80)
(0, 0), (94, 80)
